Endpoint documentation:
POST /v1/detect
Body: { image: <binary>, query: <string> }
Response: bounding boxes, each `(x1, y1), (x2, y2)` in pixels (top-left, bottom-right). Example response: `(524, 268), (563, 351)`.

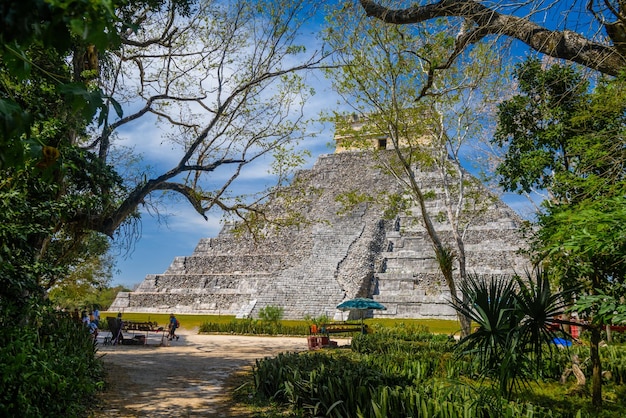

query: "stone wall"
(110, 150), (530, 320)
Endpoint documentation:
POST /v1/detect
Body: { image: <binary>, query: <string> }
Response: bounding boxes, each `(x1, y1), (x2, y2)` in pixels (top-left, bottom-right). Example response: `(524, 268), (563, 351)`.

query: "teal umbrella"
(336, 298), (386, 332)
(337, 298), (386, 311)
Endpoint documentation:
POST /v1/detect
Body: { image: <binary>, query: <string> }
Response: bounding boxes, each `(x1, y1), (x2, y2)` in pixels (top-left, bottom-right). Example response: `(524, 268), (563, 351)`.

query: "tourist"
(88, 321), (98, 341)
(81, 310), (89, 326)
(168, 313), (179, 341)
(112, 312), (124, 345)
(92, 305), (100, 327)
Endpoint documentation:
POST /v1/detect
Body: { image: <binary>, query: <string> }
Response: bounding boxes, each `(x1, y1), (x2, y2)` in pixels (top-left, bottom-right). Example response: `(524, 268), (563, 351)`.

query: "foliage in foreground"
(0, 305), (104, 417)
(243, 325), (626, 417)
(452, 271), (573, 399)
(493, 58), (626, 408)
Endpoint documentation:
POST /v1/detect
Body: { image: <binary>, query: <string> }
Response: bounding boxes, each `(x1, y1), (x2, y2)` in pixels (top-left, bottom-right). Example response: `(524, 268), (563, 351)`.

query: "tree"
(493, 58), (593, 200)
(84, 0), (330, 237)
(1, 0), (191, 313)
(493, 58), (626, 407)
(1, 0), (332, 307)
(0, 0), (128, 168)
(357, 0), (626, 77)
(1, 2), (330, 409)
(46, 232), (116, 310)
(324, 5), (509, 336)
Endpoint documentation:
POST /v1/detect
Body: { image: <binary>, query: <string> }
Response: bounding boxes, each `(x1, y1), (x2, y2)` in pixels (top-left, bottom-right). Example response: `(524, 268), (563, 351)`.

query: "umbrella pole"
(361, 311), (364, 334)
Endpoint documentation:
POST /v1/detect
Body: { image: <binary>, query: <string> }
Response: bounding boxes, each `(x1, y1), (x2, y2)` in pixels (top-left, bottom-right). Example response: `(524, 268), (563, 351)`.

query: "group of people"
(72, 306), (100, 340)
(70, 307), (180, 343)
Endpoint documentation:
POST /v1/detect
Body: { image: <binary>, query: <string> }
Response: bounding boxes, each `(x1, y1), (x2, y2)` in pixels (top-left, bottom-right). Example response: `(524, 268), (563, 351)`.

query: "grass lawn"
(101, 312), (461, 334)
(101, 312), (236, 330)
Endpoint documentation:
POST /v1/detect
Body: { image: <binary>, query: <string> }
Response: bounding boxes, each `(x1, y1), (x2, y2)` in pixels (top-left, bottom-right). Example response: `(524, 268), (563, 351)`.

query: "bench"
(123, 321), (163, 333)
(311, 323), (368, 335)
(106, 317), (165, 345)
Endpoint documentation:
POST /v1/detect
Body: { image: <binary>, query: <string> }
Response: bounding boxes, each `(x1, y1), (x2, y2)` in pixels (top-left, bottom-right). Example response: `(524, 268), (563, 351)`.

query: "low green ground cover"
(100, 313), (626, 416)
(239, 324), (626, 417)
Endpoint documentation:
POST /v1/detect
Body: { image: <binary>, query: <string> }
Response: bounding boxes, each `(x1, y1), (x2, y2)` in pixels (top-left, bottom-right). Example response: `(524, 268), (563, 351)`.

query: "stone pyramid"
(110, 145), (530, 320)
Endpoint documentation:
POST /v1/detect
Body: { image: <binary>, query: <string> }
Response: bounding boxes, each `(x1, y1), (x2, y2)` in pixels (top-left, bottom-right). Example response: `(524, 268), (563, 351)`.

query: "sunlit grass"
(101, 312), (460, 334)
(101, 312), (237, 330)
(370, 318), (463, 335)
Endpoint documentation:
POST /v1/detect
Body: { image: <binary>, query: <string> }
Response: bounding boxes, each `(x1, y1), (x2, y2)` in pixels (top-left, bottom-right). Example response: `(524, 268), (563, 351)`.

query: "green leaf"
(109, 97), (124, 119)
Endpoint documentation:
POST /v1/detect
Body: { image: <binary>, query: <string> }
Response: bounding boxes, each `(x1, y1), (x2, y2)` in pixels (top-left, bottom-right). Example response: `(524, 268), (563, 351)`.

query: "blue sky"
(106, 2), (554, 289)
(111, 131), (335, 289)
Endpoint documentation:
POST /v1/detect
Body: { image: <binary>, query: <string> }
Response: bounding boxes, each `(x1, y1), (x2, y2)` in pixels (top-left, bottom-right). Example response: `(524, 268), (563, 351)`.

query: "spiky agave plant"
(451, 269), (574, 398)
(513, 269), (575, 372)
(451, 273), (521, 397)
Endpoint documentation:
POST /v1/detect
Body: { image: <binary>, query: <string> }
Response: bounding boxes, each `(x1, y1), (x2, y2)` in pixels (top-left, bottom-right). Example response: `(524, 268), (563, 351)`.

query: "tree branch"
(158, 182), (208, 219)
(98, 158), (246, 236)
(358, 0), (626, 76)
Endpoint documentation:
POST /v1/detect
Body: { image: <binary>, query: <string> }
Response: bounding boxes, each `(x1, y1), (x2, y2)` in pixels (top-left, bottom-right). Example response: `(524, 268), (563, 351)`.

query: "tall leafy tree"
(1, 0), (179, 312)
(1, 0), (332, 310)
(0, 0), (126, 168)
(1, 1), (331, 411)
(324, 2), (511, 336)
(89, 0), (330, 237)
(46, 231), (115, 309)
(493, 58), (626, 407)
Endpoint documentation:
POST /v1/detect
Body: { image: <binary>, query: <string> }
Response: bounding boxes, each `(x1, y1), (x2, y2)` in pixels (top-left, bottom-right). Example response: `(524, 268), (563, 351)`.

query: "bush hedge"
(0, 306), (104, 417)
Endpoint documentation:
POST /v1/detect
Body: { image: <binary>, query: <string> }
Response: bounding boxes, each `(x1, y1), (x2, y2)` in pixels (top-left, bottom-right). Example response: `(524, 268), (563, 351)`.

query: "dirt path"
(93, 328), (349, 417)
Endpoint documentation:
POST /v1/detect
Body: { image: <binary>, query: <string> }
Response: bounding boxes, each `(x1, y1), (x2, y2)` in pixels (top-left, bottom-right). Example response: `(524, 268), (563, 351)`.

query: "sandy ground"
(93, 328), (349, 417)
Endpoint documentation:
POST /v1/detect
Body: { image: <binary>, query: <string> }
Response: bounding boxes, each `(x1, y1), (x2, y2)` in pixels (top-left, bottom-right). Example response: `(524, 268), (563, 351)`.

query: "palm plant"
(451, 270), (574, 398)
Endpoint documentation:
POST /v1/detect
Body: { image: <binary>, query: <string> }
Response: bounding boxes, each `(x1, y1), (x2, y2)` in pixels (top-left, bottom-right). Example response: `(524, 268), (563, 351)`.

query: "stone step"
(164, 254), (289, 275)
(109, 292), (255, 315)
(235, 299), (257, 319)
(377, 302), (458, 319)
(135, 273), (269, 292)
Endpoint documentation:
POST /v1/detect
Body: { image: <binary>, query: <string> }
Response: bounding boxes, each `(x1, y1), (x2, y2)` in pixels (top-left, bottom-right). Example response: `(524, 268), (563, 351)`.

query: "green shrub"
(251, 350), (571, 418)
(303, 313), (331, 327)
(198, 318), (310, 335)
(605, 346), (626, 384)
(253, 351), (410, 416)
(246, 324), (626, 417)
(351, 326), (455, 356)
(258, 305), (284, 324)
(0, 306), (104, 417)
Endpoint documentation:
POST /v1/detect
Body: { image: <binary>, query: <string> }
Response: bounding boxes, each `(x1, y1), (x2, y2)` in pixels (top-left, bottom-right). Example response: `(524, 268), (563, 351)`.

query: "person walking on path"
(92, 305), (100, 327)
(112, 312), (124, 345)
(168, 313), (179, 341)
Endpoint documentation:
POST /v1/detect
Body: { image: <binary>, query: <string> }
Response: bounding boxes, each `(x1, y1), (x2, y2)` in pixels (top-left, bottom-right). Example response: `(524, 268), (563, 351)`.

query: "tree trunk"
(590, 325), (603, 407)
(560, 354), (586, 387)
(390, 140), (472, 337)
(453, 238), (471, 337)
(459, 301), (472, 336)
